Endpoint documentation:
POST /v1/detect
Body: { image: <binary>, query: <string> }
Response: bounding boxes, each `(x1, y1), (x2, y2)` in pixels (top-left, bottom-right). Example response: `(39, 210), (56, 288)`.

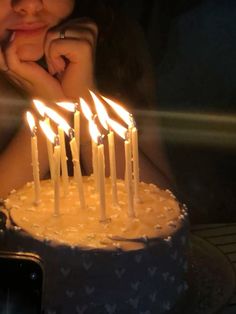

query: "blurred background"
(119, 0), (236, 224)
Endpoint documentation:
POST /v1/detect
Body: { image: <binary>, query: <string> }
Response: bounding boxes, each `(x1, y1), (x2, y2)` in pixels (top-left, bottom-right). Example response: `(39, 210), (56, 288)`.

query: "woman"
(0, 0), (172, 198)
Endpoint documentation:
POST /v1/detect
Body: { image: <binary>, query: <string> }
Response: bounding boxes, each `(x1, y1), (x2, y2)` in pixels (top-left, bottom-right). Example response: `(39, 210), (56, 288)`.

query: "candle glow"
(56, 101), (76, 112)
(33, 99), (47, 117)
(80, 98), (93, 121)
(39, 120), (56, 144)
(90, 91), (109, 130)
(102, 96), (133, 127)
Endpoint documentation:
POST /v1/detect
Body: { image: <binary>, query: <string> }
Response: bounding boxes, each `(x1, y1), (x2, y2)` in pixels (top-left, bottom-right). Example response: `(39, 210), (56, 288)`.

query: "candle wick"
(69, 128), (74, 140)
(31, 126), (37, 137)
(54, 135), (60, 146)
(97, 135), (103, 146)
(129, 114), (136, 127)
(125, 130), (130, 142)
(74, 102), (79, 112)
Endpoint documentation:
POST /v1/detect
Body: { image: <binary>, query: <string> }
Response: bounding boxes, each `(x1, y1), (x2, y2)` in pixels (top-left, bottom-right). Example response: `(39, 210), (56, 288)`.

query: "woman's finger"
(0, 47), (9, 72)
(44, 19), (98, 74)
(59, 17), (98, 40)
(3, 40), (65, 101)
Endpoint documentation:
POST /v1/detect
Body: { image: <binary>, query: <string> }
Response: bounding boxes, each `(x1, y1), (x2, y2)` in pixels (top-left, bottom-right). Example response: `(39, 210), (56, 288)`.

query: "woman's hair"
(71, 0), (157, 110)
(70, 0), (116, 39)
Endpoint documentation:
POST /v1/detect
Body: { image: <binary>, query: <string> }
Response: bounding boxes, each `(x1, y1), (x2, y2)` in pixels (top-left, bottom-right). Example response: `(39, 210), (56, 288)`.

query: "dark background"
(119, 0), (236, 224)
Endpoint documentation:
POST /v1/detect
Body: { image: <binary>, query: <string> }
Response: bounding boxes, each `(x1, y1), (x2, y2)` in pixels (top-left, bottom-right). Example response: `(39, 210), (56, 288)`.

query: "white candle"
(70, 136), (85, 209)
(98, 141), (106, 221)
(33, 101), (54, 181)
(74, 109), (80, 161)
(125, 139), (135, 217)
(92, 140), (98, 192)
(31, 134), (40, 205)
(131, 126), (139, 198)
(53, 138), (61, 216)
(107, 118), (135, 217)
(108, 131), (118, 206)
(26, 112), (40, 205)
(39, 121), (61, 216)
(45, 118), (54, 181)
(58, 126), (69, 196)
(88, 119), (107, 221)
(89, 91), (118, 206)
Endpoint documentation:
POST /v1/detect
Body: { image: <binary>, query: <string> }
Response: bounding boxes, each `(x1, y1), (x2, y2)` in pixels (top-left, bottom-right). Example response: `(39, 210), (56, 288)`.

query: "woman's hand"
(0, 37), (66, 102)
(44, 18), (98, 100)
(0, 18), (98, 102)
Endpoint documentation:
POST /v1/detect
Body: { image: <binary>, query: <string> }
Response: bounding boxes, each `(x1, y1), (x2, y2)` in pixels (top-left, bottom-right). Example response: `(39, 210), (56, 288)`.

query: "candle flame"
(45, 107), (71, 136)
(56, 101), (76, 113)
(33, 99), (46, 117)
(26, 111), (36, 132)
(108, 118), (127, 140)
(102, 96), (133, 127)
(80, 98), (93, 121)
(39, 120), (56, 144)
(90, 90), (109, 130)
(89, 120), (101, 144)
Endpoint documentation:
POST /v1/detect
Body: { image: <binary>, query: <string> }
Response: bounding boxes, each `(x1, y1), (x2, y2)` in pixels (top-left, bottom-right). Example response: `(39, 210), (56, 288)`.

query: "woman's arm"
(0, 18), (99, 197)
(0, 125), (49, 199)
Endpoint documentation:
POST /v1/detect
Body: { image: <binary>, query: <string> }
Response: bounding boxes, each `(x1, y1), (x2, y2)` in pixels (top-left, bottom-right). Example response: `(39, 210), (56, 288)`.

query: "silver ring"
(59, 29), (66, 39)
(1, 66), (9, 73)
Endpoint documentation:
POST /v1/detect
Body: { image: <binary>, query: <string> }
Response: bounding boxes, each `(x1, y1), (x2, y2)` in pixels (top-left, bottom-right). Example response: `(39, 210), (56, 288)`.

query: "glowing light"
(56, 101), (76, 113)
(39, 120), (56, 144)
(108, 118), (127, 140)
(26, 111), (36, 132)
(44, 107), (71, 136)
(80, 98), (93, 121)
(102, 96), (133, 127)
(89, 120), (102, 144)
(90, 90), (109, 130)
(33, 99), (47, 117)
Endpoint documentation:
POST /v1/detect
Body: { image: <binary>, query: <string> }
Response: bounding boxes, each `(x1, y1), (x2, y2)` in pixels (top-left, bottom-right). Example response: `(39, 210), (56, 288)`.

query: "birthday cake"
(2, 176), (189, 314)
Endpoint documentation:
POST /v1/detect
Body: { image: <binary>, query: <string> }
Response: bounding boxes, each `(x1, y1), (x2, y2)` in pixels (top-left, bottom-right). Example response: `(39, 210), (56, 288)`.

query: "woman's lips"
(9, 24), (48, 36)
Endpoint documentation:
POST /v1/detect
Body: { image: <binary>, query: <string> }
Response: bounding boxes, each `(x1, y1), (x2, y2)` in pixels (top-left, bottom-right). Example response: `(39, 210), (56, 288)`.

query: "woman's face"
(0, 0), (75, 61)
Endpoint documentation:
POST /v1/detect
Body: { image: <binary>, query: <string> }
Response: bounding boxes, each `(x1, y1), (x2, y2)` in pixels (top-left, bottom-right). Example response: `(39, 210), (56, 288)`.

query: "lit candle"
(53, 137), (61, 216)
(92, 140), (98, 192)
(90, 91), (118, 206)
(108, 118), (135, 217)
(44, 106), (85, 209)
(74, 103), (80, 161)
(57, 101), (80, 161)
(80, 98), (98, 190)
(45, 118), (55, 181)
(39, 104), (70, 194)
(89, 120), (106, 221)
(58, 126), (69, 196)
(124, 137), (134, 217)
(107, 130), (118, 205)
(131, 122), (139, 199)
(33, 99), (54, 180)
(69, 130), (85, 209)
(102, 96), (140, 199)
(40, 121), (61, 216)
(26, 111), (40, 205)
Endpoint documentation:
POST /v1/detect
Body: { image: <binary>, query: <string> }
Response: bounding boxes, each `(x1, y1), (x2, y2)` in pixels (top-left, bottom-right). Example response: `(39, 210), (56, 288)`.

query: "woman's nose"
(12, 0), (43, 15)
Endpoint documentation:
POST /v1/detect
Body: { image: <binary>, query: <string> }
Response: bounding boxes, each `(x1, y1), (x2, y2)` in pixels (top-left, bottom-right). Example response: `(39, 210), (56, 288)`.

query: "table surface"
(192, 223), (236, 314)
